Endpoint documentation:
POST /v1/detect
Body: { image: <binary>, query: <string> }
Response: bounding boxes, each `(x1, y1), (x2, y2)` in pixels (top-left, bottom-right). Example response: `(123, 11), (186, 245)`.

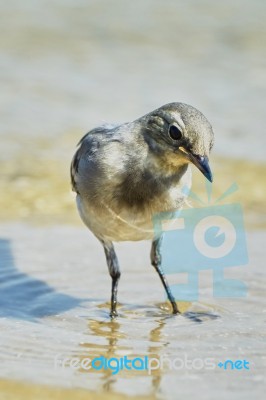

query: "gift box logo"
(152, 183), (248, 301)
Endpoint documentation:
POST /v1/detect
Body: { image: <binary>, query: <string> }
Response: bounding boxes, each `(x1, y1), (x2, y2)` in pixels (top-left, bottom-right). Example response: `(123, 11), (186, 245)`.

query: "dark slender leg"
(150, 237), (179, 314)
(101, 239), (121, 318)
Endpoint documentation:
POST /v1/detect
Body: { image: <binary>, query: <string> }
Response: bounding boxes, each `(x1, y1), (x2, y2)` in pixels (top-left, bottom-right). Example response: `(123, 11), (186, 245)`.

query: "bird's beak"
(179, 147), (213, 182)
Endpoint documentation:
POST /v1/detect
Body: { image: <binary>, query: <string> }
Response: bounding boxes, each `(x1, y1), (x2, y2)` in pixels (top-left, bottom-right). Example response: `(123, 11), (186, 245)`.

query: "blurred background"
(0, 1), (266, 399)
(0, 0), (265, 225)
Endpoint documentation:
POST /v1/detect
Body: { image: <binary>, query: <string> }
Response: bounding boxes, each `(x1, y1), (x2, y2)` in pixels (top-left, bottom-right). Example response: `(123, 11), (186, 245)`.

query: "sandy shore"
(0, 379), (154, 400)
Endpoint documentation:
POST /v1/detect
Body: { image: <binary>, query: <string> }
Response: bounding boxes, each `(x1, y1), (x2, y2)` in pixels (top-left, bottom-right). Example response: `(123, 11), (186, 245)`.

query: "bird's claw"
(171, 302), (180, 315)
(110, 310), (118, 319)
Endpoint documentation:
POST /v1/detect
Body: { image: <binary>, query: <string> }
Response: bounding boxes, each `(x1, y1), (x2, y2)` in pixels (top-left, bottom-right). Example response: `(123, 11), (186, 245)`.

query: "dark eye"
(169, 125), (182, 141)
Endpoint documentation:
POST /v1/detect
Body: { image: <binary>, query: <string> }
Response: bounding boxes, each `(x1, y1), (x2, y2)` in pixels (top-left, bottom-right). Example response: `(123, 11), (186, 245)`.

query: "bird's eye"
(169, 125), (182, 141)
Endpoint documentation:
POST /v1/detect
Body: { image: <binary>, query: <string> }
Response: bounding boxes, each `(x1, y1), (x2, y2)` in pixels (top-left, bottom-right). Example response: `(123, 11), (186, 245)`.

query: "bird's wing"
(70, 124), (119, 193)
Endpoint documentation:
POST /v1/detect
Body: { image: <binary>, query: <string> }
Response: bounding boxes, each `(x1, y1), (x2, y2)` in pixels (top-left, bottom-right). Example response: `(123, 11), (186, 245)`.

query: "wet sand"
(0, 379), (154, 400)
(0, 224), (265, 399)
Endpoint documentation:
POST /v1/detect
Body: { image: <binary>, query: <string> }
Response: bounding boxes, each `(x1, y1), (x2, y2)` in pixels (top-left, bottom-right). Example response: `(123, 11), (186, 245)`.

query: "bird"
(70, 102), (214, 318)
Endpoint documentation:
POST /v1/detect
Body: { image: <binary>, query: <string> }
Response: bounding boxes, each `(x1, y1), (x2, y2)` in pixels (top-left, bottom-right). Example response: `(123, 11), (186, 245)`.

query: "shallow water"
(0, 224), (265, 399)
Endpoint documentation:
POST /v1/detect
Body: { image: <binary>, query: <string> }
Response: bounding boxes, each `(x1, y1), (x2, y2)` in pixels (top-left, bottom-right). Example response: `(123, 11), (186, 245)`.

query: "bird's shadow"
(0, 238), (87, 321)
(0, 238), (220, 324)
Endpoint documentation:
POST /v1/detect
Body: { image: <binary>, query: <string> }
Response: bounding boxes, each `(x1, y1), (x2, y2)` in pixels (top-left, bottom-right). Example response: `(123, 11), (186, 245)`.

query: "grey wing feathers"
(70, 124), (119, 193)
(70, 148), (81, 193)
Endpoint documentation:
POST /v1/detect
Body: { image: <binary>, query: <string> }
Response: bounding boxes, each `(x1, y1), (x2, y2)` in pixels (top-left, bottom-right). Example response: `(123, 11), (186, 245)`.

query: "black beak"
(189, 154), (213, 182)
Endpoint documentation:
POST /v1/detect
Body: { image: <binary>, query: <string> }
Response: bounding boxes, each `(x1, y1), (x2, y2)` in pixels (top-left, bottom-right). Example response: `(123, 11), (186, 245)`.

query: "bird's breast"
(76, 166), (191, 242)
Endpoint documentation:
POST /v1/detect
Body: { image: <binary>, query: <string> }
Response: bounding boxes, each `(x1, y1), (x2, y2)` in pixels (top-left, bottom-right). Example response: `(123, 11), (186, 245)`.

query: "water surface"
(0, 224), (265, 399)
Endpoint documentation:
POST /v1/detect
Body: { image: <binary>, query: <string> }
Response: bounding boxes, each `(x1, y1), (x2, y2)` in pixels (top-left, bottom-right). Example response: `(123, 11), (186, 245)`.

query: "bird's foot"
(171, 302), (180, 315)
(110, 309), (118, 319)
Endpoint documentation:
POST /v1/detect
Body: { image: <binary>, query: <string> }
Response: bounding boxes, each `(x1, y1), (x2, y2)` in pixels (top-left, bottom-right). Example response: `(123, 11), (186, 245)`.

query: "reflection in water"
(88, 319), (127, 392)
(71, 303), (220, 395)
(77, 317), (167, 395)
(148, 318), (166, 395)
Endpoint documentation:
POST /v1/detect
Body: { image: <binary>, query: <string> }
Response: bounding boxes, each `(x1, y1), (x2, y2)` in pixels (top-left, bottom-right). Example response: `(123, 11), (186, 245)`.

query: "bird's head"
(141, 102), (214, 182)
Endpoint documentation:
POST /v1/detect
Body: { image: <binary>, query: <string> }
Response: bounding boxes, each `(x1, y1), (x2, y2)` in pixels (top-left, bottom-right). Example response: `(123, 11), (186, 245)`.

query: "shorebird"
(71, 102), (214, 317)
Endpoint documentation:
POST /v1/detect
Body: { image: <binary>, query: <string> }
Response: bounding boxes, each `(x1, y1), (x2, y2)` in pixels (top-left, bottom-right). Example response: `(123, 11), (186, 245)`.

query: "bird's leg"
(101, 240), (121, 318)
(150, 237), (179, 314)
